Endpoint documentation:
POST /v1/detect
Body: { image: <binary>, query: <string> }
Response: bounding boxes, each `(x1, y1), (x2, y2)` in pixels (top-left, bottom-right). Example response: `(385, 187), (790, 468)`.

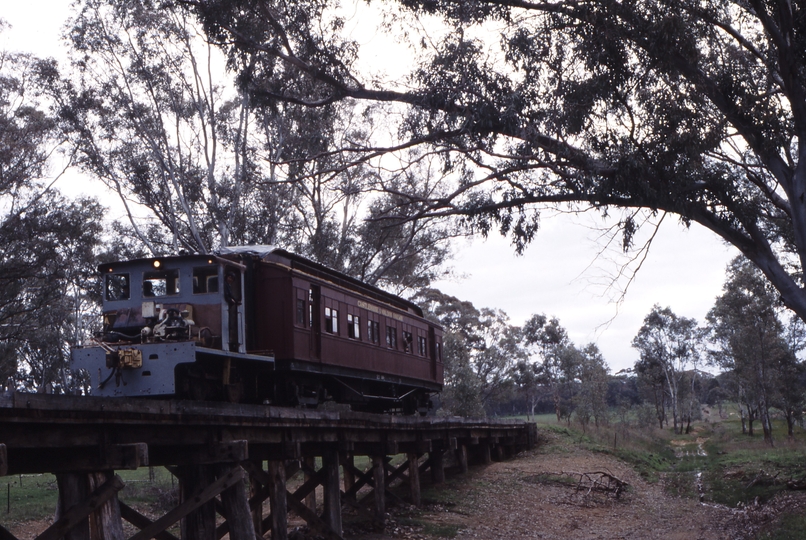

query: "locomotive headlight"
(153, 260), (161, 268)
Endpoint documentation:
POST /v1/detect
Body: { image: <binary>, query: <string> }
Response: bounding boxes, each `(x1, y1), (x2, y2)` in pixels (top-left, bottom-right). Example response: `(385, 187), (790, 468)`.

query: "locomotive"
(71, 246), (444, 414)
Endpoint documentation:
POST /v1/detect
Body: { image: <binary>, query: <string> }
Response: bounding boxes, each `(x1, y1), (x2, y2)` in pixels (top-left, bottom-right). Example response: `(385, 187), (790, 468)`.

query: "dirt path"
(346, 430), (742, 540)
(421, 446), (729, 539)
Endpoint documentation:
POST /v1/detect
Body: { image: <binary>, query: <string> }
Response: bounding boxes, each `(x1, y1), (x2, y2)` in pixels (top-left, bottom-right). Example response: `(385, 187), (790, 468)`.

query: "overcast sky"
(3, 1), (741, 372)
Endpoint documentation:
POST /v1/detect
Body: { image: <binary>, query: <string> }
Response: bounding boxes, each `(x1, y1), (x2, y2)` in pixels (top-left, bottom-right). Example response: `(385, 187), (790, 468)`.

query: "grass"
(535, 417), (678, 482)
(2, 474), (59, 523)
(422, 523), (461, 538)
(116, 467), (179, 513)
(2, 468), (180, 525)
(684, 413), (806, 507)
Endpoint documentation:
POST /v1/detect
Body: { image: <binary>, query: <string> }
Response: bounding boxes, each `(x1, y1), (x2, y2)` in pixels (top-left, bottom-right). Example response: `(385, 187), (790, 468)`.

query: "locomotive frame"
(71, 246), (444, 414)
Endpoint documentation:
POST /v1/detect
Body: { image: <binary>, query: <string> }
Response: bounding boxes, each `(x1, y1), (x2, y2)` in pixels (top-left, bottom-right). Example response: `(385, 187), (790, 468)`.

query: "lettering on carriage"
(357, 300), (404, 322)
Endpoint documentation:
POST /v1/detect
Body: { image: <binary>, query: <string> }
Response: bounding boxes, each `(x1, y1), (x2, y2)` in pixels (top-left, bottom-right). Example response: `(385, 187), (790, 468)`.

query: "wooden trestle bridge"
(0, 393), (537, 540)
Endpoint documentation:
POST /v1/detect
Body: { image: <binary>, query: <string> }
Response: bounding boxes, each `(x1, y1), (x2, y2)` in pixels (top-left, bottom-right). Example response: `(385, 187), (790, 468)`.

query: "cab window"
(193, 266), (219, 294)
(143, 269), (180, 297)
(105, 273), (130, 301)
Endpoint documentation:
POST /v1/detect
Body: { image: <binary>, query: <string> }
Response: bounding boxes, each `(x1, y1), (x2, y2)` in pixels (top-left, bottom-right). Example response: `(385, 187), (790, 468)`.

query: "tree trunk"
(739, 405), (747, 434)
(756, 362), (774, 446)
(747, 406), (756, 436)
(759, 401), (774, 446)
(663, 367), (681, 434)
(786, 410), (795, 438)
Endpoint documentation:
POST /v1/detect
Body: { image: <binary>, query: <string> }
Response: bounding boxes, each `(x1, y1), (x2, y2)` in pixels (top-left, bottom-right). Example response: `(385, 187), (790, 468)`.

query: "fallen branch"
(561, 470), (630, 499)
(746, 471), (780, 490)
(786, 479), (806, 490)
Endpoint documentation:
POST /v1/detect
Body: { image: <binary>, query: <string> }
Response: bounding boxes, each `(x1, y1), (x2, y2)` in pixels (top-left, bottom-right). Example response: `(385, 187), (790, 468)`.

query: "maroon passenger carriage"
(71, 246), (443, 414)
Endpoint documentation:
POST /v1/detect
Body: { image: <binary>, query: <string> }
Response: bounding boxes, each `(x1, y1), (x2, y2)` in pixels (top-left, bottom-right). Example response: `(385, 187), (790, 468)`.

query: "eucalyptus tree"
(50, 0), (459, 293)
(522, 314), (572, 422)
(55, 0), (369, 257)
(574, 343), (610, 430)
(50, 0), (263, 254)
(706, 256), (802, 442)
(0, 43), (104, 392)
(414, 289), (486, 416)
(634, 350), (668, 428)
(632, 305), (700, 434)
(349, 156), (460, 293)
(415, 288), (525, 416)
(512, 359), (543, 420)
(188, 0), (806, 327)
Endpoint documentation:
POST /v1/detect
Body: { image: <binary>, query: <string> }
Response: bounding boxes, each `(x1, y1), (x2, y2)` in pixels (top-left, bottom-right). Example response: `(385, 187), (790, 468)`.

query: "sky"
(2, 1), (741, 373)
(433, 215), (737, 372)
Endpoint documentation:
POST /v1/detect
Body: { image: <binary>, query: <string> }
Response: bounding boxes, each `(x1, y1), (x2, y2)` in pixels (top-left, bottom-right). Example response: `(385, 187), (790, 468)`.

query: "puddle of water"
(670, 438), (711, 504)
(671, 438), (708, 458)
(696, 471), (704, 501)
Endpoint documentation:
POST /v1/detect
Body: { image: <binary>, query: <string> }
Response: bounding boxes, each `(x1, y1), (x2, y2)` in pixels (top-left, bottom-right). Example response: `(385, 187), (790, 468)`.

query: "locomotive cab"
(99, 255), (245, 352)
(71, 255), (272, 400)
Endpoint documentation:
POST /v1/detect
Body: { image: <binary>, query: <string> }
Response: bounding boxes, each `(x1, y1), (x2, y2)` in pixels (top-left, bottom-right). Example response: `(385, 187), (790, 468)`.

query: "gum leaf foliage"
(188, 0), (806, 323)
(49, 0), (456, 293)
(0, 48), (104, 392)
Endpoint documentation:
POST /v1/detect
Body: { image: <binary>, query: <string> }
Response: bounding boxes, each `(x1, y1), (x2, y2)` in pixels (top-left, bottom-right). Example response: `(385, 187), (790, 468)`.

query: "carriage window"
(418, 336), (427, 356)
(386, 326), (397, 349)
(296, 299), (306, 327)
(325, 307), (339, 334)
(436, 342), (442, 361)
(192, 267), (219, 294)
(347, 314), (360, 339)
(143, 269), (180, 297)
(402, 331), (413, 353)
(105, 273), (130, 301)
(367, 320), (380, 344)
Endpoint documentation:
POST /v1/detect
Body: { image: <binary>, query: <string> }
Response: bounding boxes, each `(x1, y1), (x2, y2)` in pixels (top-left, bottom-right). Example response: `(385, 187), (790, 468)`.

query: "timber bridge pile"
(0, 393), (537, 540)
